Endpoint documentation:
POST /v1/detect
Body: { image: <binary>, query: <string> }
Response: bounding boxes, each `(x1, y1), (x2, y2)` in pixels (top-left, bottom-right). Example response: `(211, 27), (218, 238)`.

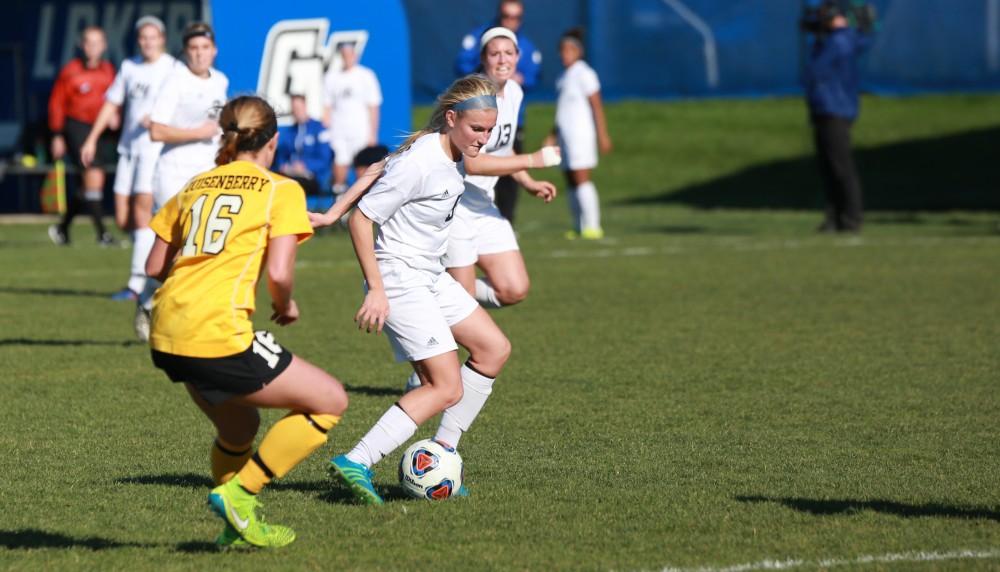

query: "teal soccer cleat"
(329, 454), (384, 505)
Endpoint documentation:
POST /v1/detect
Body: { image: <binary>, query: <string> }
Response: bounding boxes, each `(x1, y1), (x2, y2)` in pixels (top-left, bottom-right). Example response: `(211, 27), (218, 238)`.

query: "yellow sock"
(237, 413), (341, 494)
(211, 437), (254, 485)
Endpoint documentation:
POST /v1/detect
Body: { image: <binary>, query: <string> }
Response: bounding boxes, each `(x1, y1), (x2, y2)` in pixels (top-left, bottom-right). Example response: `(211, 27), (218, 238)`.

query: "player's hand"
(542, 133), (557, 147)
(140, 114), (152, 129)
(197, 120), (221, 140)
(355, 289), (389, 334)
(308, 210), (338, 228)
(271, 299), (299, 326)
(525, 180), (557, 203)
(599, 133), (613, 154)
(531, 146), (561, 168)
(50, 135), (66, 160)
(79, 139), (97, 167)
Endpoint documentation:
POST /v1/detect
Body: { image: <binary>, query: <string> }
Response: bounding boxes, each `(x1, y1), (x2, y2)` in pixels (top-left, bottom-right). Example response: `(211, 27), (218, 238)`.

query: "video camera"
(800, 0), (877, 35)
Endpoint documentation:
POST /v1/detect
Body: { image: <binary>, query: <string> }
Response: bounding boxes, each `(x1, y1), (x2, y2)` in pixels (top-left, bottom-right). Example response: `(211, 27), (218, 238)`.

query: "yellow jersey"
(148, 160), (313, 358)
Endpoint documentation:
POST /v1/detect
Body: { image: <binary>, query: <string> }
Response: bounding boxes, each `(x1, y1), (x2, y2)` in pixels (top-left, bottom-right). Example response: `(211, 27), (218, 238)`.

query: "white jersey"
(357, 133), (466, 275)
(323, 64), (382, 142)
(460, 80), (523, 212)
(149, 64), (228, 170)
(556, 60), (601, 141)
(105, 53), (176, 154)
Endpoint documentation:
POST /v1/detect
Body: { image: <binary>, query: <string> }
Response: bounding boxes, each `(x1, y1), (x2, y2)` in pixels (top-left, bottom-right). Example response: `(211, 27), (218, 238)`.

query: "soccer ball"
(398, 439), (463, 500)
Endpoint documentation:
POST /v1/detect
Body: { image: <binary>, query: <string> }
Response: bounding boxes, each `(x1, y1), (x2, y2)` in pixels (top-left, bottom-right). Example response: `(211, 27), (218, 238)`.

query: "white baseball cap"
(480, 27), (519, 51)
(135, 15), (165, 33)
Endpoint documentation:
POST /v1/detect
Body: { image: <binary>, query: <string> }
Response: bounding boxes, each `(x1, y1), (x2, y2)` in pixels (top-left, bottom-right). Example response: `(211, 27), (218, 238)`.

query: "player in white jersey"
(80, 16), (175, 301)
(322, 41), (382, 195)
(549, 28), (612, 240)
(325, 76), (509, 505)
(149, 22), (228, 210)
(134, 21), (227, 341)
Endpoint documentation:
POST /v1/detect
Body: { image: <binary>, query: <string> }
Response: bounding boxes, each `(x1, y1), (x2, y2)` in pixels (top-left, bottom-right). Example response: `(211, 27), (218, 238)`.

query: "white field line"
(655, 548), (1000, 572)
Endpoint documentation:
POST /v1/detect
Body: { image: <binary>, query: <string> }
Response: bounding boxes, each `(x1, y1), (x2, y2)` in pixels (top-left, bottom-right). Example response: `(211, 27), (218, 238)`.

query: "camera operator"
(802, 2), (874, 233)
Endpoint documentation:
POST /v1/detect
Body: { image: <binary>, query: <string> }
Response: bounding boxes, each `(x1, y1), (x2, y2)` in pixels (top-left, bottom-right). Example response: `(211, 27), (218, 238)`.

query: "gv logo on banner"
(257, 18), (368, 122)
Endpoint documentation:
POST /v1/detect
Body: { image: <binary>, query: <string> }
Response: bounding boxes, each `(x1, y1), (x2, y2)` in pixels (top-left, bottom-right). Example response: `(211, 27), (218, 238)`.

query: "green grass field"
(1, 95), (998, 571)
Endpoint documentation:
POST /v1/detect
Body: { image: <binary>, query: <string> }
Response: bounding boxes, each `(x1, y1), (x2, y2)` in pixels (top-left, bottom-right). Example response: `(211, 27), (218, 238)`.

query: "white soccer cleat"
(133, 304), (151, 343)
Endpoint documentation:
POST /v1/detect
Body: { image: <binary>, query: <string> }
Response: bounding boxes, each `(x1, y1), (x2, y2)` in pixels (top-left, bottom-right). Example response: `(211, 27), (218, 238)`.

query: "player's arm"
(149, 120), (219, 144)
(511, 169), (557, 203)
(308, 159), (386, 228)
(48, 69), (69, 160)
(463, 146), (561, 176)
(80, 101), (122, 167)
(267, 234), (299, 326)
(368, 105), (380, 146)
(145, 237), (179, 282)
(348, 207), (389, 334)
(588, 91), (613, 154)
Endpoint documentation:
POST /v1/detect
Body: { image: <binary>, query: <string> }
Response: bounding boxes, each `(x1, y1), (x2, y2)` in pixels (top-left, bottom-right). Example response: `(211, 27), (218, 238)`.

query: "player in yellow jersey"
(145, 95), (348, 549)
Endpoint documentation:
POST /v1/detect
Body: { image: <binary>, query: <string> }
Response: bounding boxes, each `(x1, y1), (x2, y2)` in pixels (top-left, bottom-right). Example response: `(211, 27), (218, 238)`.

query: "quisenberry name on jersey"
(184, 175), (270, 193)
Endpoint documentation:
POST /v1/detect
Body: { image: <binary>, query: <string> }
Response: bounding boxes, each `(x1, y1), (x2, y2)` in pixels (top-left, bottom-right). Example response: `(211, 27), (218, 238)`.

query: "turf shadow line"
(618, 126), (1000, 215)
(0, 528), (157, 551)
(115, 472), (329, 493)
(0, 286), (111, 298)
(343, 384), (404, 397)
(736, 495), (1000, 522)
(0, 338), (143, 347)
(318, 483), (413, 505)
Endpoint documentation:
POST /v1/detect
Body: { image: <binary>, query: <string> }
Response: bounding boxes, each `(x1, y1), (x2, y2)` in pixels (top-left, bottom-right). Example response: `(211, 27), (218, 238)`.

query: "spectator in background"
(803, 3), (873, 233)
(274, 94), (332, 197)
(322, 41), (382, 197)
(455, 0), (542, 226)
(47, 26), (117, 246)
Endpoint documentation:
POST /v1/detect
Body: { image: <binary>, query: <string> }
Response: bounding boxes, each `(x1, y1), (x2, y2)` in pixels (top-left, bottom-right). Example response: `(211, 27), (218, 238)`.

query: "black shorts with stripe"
(151, 331), (293, 405)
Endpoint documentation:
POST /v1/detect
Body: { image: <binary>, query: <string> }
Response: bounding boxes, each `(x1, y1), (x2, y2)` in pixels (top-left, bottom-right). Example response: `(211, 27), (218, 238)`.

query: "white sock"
(576, 181), (601, 231)
(434, 364), (496, 448)
(475, 278), (503, 309)
(346, 404), (418, 467)
(127, 227), (156, 294)
(568, 185), (582, 232)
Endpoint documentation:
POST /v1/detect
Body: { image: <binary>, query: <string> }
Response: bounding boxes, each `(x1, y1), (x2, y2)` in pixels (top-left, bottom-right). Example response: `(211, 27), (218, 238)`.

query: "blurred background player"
(274, 93), (332, 200)
(47, 26), (117, 247)
(802, 1), (874, 234)
(81, 16), (176, 301)
(136, 21), (228, 339)
(455, 0), (542, 225)
(327, 76), (510, 505)
(549, 27), (612, 240)
(146, 95), (347, 548)
(322, 41), (382, 197)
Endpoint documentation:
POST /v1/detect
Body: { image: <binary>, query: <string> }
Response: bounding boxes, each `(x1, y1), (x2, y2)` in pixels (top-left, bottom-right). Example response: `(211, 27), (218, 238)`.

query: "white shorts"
(442, 201), (520, 268)
(559, 131), (598, 171)
(331, 135), (368, 167)
(153, 160), (205, 210)
(113, 151), (158, 196)
(373, 261), (478, 362)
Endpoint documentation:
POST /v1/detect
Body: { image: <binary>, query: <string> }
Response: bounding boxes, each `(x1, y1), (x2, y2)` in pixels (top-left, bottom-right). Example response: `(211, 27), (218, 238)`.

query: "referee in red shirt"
(48, 26), (118, 246)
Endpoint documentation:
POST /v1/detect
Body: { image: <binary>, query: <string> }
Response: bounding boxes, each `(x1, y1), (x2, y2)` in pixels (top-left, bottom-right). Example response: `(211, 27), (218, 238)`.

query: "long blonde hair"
(390, 74), (497, 158)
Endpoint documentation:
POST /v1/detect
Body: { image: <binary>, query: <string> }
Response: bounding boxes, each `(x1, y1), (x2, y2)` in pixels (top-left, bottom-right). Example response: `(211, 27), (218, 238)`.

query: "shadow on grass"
(0, 338), (143, 347)
(0, 286), (111, 298)
(736, 495), (1000, 522)
(115, 472), (330, 493)
(0, 528), (156, 550)
(619, 126), (1000, 214)
(343, 384), (405, 397)
(317, 483), (413, 506)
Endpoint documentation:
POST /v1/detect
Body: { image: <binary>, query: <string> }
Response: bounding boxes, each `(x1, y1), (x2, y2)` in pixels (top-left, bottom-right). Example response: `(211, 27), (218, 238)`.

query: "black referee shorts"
(152, 331), (294, 405)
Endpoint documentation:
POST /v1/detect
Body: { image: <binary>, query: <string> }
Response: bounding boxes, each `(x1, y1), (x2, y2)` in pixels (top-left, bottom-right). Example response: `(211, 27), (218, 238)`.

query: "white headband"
(480, 27), (519, 51)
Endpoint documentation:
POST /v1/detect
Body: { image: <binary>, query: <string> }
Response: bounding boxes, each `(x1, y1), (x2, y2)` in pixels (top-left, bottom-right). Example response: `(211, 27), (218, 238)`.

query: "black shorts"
(64, 117), (117, 170)
(151, 331), (294, 405)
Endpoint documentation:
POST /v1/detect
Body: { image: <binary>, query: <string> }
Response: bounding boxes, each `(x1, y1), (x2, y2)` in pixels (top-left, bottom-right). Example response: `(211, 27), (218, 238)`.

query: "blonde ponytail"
(215, 96), (278, 166)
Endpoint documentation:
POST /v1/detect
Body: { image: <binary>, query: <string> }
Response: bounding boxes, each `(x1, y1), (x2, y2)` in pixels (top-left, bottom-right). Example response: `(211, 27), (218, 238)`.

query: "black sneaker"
(48, 225), (68, 246)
